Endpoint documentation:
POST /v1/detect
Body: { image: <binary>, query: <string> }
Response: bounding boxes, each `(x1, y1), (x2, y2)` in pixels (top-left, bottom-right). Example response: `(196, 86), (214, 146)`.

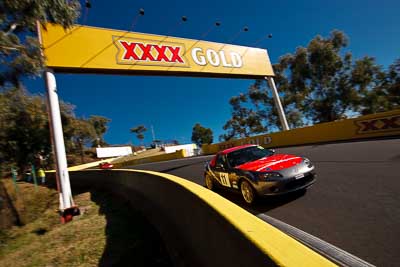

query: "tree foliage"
(0, 2), (113, 170)
(0, 0), (80, 87)
(0, 88), (50, 170)
(0, 87), (109, 171)
(130, 125), (147, 145)
(88, 115), (111, 147)
(191, 123), (213, 146)
(355, 58), (400, 114)
(221, 30), (400, 141)
(70, 118), (96, 163)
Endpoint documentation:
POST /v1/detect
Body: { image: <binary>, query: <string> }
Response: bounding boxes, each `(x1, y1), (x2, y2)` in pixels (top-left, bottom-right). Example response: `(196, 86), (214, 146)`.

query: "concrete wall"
(65, 169), (336, 267)
(164, 144), (197, 157)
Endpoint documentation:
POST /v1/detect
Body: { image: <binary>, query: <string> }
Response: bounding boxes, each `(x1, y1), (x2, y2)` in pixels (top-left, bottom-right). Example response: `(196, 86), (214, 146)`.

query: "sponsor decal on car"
(355, 115), (400, 134)
(219, 172), (231, 187)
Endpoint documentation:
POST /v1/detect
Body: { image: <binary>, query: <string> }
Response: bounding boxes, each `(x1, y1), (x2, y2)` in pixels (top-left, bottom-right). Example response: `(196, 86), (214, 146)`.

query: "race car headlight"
(303, 158), (313, 168)
(257, 172), (282, 180)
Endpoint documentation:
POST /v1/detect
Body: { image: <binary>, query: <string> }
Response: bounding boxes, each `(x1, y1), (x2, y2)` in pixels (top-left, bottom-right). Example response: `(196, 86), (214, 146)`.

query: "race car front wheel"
(205, 174), (214, 191)
(240, 180), (255, 204)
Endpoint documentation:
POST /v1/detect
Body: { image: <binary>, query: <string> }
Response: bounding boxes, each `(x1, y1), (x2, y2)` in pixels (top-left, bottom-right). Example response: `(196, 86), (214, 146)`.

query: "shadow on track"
(211, 187), (307, 214)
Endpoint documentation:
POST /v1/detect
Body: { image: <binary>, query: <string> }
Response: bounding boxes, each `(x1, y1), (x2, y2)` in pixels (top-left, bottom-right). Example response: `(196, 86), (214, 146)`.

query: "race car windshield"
(227, 146), (273, 167)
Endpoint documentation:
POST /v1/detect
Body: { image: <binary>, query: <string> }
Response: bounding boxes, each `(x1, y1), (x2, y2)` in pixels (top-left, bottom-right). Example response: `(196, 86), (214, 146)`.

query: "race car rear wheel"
(205, 174), (214, 191)
(240, 180), (255, 204)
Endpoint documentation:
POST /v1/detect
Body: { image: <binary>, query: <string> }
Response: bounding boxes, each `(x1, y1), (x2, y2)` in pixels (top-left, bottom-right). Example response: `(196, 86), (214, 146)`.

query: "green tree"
(130, 125), (147, 146)
(220, 80), (303, 141)
(221, 30), (400, 141)
(384, 59), (400, 109)
(0, 1), (82, 170)
(0, 88), (50, 171)
(70, 118), (96, 163)
(191, 123), (213, 146)
(88, 115), (111, 147)
(0, 0), (80, 87)
(354, 58), (400, 114)
(0, 87), (101, 170)
(274, 30), (357, 123)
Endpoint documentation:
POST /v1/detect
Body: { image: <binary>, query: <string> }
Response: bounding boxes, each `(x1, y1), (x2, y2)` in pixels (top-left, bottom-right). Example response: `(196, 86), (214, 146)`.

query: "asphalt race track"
(128, 139), (400, 266)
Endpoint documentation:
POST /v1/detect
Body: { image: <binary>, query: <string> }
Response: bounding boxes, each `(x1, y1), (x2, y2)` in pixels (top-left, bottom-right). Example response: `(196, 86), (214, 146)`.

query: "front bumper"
(255, 172), (316, 196)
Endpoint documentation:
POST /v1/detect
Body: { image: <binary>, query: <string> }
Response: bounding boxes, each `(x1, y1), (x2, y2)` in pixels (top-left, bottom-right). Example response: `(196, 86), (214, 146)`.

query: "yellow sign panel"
(39, 24), (274, 78)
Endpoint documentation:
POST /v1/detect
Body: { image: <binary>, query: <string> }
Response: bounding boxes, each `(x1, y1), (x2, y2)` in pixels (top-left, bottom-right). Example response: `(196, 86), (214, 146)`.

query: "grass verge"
(0, 180), (172, 267)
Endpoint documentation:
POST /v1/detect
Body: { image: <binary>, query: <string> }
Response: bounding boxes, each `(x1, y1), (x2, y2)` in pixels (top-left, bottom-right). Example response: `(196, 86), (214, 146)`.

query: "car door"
(213, 154), (233, 188)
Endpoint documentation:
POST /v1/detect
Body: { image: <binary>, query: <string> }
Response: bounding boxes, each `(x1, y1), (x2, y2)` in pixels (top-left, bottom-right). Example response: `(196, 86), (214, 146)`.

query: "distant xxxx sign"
(355, 115), (400, 134)
(39, 24), (274, 78)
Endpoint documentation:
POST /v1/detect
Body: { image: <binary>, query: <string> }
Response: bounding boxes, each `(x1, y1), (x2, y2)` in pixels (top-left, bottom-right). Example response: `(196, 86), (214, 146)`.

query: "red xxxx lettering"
(154, 45), (170, 62)
(360, 120), (378, 131)
(138, 43), (155, 61)
(119, 41), (184, 63)
(168, 46), (184, 63)
(120, 41), (139, 60)
(381, 117), (400, 129)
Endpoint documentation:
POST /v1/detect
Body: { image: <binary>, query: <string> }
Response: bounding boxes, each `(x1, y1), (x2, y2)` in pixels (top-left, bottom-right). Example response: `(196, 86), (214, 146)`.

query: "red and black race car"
(204, 144), (316, 204)
(99, 162), (114, 169)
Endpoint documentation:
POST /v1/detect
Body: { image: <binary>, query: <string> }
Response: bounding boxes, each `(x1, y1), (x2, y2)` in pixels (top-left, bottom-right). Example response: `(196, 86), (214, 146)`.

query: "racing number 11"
(219, 173), (231, 187)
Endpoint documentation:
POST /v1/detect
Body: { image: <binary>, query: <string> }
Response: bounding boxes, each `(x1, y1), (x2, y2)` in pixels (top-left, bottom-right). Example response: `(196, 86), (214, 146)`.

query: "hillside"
(0, 180), (172, 267)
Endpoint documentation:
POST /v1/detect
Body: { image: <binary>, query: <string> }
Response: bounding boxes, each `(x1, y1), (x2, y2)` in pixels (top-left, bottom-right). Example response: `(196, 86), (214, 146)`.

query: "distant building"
(163, 144), (199, 157)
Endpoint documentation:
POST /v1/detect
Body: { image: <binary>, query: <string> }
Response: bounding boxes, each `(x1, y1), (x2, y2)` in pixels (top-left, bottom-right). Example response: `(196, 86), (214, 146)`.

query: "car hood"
(235, 154), (303, 172)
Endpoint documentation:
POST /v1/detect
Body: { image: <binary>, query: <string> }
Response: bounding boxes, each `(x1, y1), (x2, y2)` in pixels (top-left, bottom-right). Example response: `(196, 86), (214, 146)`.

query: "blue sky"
(24, 0), (399, 146)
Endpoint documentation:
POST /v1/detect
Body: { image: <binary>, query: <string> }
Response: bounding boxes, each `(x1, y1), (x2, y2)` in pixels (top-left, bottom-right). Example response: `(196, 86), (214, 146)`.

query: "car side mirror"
(269, 149), (276, 154)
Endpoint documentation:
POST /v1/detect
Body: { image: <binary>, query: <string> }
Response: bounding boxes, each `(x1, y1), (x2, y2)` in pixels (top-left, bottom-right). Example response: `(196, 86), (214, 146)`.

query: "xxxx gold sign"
(114, 37), (189, 67)
(39, 24), (274, 78)
(355, 115), (400, 134)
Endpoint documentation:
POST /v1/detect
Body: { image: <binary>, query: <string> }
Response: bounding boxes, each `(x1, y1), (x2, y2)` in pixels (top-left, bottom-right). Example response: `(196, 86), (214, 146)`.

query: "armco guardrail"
(64, 169), (336, 267)
(202, 109), (400, 154)
(112, 149), (186, 168)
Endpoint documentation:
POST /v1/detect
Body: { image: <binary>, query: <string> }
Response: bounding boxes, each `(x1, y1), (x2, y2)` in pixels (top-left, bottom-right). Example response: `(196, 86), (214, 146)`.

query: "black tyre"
(205, 174), (214, 191)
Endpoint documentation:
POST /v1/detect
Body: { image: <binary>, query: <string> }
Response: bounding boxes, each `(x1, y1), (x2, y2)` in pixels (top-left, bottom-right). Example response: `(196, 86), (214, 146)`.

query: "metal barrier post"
(44, 70), (79, 223)
(266, 76), (290, 131)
